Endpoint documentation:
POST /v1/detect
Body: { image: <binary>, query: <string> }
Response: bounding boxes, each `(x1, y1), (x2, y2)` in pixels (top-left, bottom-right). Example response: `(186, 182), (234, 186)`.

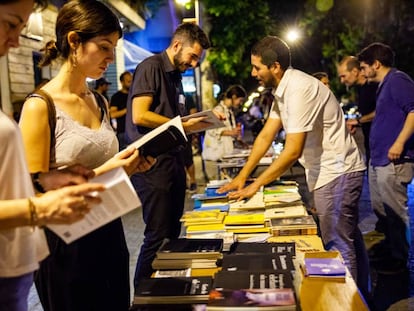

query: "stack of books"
(134, 275), (214, 305)
(181, 209), (236, 251)
(181, 209), (227, 234)
(151, 238), (224, 270)
(223, 212), (269, 235)
(207, 241), (297, 310)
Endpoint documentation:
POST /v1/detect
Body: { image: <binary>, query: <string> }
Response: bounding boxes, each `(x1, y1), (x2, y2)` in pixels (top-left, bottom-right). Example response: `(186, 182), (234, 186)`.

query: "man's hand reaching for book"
(182, 116), (210, 133)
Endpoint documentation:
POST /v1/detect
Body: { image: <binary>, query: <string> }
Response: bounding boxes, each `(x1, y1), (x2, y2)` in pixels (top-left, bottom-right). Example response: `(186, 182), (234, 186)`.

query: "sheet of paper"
(126, 115), (187, 151)
(181, 110), (225, 134)
(47, 167), (141, 244)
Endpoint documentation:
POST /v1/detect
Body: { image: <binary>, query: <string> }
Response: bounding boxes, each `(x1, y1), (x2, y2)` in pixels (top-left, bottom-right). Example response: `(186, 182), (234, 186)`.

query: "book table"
(132, 187), (369, 310)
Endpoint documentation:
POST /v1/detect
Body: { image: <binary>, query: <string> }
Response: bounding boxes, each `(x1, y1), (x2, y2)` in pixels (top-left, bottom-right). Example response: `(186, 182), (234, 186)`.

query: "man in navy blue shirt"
(125, 23), (210, 289)
(358, 42), (414, 273)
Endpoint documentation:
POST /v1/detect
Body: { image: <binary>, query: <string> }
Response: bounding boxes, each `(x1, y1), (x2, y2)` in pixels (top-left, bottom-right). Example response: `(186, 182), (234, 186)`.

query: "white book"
(47, 167), (141, 244)
(264, 205), (308, 220)
(181, 109), (225, 134)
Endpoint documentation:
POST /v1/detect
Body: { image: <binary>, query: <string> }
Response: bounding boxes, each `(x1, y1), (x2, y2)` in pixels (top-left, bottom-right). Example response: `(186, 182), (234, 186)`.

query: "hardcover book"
(134, 276), (213, 305)
(156, 238), (223, 259)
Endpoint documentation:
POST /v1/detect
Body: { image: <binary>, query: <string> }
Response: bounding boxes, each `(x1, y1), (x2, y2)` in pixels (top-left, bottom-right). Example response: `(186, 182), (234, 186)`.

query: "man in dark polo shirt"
(125, 23), (210, 289)
(337, 55), (378, 163)
(110, 71), (132, 150)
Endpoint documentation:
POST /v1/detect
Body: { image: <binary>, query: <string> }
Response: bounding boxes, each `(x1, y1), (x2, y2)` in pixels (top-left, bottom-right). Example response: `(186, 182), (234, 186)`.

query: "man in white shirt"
(219, 36), (369, 299)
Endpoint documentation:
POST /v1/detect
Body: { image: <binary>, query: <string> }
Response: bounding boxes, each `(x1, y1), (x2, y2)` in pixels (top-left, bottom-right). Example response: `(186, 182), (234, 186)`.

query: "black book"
(213, 270), (294, 290)
(139, 125), (187, 157)
(229, 242), (296, 257)
(218, 252), (294, 272)
(127, 116), (187, 158)
(133, 276), (213, 305)
(207, 270), (296, 310)
(156, 238), (223, 259)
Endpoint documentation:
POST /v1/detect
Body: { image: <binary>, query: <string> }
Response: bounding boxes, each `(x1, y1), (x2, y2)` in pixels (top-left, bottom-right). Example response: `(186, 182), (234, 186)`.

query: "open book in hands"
(181, 109), (225, 134)
(127, 116), (188, 157)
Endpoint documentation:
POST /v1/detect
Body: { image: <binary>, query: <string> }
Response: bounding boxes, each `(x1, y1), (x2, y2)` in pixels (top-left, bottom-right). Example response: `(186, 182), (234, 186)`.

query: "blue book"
(303, 257), (346, 277)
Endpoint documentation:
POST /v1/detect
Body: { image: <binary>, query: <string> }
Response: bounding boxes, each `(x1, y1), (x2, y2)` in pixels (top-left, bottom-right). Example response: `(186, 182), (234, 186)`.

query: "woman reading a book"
(202, 85), (247, 163)
(19, 1), (154, 310)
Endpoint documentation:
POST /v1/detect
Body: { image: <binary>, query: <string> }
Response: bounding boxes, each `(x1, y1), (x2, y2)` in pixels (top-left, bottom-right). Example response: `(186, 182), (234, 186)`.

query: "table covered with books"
(131, 179), (369, 311)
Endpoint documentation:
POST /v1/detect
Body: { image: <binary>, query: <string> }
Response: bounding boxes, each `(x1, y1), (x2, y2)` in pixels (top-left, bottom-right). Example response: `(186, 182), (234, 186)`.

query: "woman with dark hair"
(19, 1), (154, 310)
(202, 85), (247, 165)
(0, 1), (110, 311)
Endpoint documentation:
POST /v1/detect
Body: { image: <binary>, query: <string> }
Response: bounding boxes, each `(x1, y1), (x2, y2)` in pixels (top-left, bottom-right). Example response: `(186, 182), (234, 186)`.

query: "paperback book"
(263, 204), (308, 221)
(134, 276), (213, 305)
(156, 238), (223, 260)
(207, 270), (296, 310)
(300, 251), (347, 279)
(270, 215), (318, 236)
(127, 115), (187, 157)
(181, 109), (226, 134)
(229, 242), (296, 257)
(219, 252), (295, 272)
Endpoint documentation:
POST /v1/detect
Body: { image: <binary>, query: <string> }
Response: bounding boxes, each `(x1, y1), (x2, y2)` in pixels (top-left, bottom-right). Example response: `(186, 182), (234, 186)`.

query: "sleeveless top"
(51, 104), (118, 170)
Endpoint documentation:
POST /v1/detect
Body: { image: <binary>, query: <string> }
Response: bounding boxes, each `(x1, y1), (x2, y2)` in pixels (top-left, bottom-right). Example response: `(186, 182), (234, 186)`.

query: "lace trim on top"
(51, 105), (118, 170)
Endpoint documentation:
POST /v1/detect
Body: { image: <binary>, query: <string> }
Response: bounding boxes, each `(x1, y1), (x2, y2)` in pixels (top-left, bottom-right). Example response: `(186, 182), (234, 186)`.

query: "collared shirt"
(370, 68), (414, 166)
(125, 51), (184, 142)
(269, 68), (365, 191)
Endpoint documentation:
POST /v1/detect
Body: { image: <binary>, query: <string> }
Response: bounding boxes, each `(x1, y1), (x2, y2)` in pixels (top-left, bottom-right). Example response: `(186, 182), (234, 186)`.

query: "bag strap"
(26, 89), (56, 159)
(91, 90), (109, 122)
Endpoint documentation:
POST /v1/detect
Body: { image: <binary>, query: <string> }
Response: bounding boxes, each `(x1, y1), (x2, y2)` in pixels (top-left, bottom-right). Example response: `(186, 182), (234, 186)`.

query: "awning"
(124, 39), (153, 72)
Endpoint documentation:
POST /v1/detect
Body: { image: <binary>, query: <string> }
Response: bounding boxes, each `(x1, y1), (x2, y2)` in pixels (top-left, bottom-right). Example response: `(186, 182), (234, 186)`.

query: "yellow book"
(186, 223), (226, 233)
(223, 213), (264, 225)
(227, 226), (270, 234)
(181, 210), (226, 225)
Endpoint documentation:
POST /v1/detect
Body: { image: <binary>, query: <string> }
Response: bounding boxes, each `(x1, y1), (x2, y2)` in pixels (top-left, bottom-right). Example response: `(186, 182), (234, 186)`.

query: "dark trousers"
(35, 220), (130, 311)
(132, 153), (186, 288)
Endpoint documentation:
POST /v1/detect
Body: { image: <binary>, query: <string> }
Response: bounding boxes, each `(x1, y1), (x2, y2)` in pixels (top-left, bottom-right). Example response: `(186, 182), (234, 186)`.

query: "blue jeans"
(0, 272), (33, 311)
(313, 170), (370, 297)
